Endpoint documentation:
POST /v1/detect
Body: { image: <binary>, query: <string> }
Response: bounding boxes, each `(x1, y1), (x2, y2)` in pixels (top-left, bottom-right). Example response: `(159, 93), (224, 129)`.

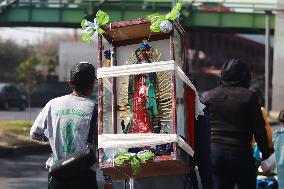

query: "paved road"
(0, 108), (42, 120)
(0, 153), (48, 189)
(0, 153), (125, 189)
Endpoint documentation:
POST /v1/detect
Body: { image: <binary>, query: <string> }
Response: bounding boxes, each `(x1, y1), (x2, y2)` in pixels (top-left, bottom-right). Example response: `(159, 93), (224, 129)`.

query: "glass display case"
(95, 18), (202, 180)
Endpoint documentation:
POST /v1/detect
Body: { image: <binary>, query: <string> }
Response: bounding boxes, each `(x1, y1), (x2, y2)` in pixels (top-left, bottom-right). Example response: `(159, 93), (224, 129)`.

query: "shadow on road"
(0, 153), (125, 189)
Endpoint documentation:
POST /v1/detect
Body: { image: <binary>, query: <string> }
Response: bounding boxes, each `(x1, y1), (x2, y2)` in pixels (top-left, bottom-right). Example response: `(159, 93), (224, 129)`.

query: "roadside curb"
(0, 144), (51, 158)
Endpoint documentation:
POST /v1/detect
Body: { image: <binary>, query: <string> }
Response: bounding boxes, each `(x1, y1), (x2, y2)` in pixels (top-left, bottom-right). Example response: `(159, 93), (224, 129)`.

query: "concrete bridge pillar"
(272, 0), (284, 111)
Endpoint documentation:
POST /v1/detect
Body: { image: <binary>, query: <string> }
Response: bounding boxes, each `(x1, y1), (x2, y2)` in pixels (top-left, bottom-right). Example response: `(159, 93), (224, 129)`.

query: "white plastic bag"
(274, 128), (284, 188)
(261, 153), (276, 172)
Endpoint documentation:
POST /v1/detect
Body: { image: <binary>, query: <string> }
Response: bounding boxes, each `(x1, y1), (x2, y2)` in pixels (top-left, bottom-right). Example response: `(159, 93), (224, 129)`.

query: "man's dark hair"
(70, 62), (96, 94)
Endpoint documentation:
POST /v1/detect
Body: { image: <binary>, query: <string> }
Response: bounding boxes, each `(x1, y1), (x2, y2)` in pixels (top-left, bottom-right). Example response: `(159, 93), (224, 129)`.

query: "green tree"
(0, 39), (31, 82)
(17, 55), (42, 120)
(35, 33), (73, 77)
(35, 39), (58, 76)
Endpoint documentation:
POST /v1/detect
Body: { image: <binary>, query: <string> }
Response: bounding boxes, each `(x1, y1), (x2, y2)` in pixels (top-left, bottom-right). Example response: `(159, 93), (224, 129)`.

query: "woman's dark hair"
(250, 87), (264, 107)
(70, 62), (96, 94)
(220, 59), (251, 88)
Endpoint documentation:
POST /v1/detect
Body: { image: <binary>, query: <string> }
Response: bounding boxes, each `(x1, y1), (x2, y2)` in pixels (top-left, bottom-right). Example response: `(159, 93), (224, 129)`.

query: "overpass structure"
(0, 0), (277, 32)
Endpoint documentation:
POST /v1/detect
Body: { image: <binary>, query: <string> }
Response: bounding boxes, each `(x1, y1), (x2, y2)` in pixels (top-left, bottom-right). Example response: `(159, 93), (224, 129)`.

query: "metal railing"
(0, 0), (278, 12)
(189, 0), (277, 12)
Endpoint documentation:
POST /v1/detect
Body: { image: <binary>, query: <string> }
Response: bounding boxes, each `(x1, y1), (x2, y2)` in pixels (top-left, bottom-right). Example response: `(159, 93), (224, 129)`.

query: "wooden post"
(170, 31), (177, 156)
(98, 37), (114, 189)
(98, 35), (103, 135)
(112, 46), (117, 134)
(170, 32), (177, 134)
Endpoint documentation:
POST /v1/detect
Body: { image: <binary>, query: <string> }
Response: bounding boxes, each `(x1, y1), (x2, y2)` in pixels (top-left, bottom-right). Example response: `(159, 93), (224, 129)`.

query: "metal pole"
(265, 10), (271, 116)
(172, 0), (177, 7)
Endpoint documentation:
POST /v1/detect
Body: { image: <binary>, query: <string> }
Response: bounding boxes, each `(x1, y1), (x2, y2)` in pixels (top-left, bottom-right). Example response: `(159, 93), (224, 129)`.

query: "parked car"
(0, 83), (27, 111)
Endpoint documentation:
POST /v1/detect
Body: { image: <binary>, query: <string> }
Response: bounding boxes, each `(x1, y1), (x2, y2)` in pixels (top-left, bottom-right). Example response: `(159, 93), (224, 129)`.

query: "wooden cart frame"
(96, 18), (195, 180)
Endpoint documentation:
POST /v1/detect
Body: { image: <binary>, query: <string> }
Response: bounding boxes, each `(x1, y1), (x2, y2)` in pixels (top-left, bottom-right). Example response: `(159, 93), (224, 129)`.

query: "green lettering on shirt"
(56, 109), (88, 118)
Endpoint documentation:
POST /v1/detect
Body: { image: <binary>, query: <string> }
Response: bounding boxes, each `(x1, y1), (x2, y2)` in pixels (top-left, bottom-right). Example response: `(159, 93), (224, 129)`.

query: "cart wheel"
(104, 175), (113, 189)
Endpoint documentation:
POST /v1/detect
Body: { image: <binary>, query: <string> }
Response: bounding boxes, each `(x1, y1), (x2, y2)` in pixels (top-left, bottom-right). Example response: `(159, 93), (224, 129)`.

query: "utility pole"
(256, 6), (284, 115)
(172, 0), (177, 7)
(265, 10), (272, 116)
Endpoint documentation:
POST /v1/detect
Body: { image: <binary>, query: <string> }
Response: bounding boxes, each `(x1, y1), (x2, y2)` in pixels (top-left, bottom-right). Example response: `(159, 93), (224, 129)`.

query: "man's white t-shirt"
(30, 94), (96, 163)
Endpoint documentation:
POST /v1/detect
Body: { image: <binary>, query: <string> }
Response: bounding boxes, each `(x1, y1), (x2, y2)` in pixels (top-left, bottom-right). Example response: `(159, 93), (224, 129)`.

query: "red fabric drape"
(185, 86), (195, 150)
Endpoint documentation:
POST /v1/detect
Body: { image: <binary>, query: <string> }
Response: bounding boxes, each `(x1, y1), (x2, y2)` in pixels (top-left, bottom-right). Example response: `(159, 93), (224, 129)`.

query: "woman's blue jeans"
(211, 147), (256, 189)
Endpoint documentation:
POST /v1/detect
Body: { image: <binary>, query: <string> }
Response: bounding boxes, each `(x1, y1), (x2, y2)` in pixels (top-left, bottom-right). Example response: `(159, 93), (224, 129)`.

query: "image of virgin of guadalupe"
(127, 43), (161, 133)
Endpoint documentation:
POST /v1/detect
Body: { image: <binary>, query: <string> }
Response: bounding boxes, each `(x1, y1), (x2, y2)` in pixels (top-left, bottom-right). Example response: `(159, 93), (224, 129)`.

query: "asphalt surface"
(0, 153), (48, 189)
(0, 108), (42, 120)
(0, 153), (125, 189)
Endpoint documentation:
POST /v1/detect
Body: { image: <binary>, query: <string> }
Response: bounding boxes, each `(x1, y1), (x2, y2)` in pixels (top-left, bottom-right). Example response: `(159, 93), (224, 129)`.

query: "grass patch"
(0, 120), (37, 147)
(0, 120), (32, 134)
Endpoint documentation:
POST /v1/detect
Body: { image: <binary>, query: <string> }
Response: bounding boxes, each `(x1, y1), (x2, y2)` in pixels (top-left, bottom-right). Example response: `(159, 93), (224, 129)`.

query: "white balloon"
(160, 20), (173, 33)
